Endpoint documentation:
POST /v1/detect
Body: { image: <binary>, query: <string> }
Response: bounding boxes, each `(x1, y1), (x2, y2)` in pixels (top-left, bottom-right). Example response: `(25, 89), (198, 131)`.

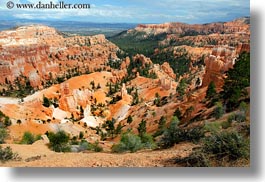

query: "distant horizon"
(0, 16), (250, 26)
(0, 0), (249, 24)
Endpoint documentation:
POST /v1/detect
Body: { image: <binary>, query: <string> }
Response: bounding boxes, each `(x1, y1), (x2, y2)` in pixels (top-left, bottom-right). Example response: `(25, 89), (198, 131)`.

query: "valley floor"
(0, 142), (195, 167)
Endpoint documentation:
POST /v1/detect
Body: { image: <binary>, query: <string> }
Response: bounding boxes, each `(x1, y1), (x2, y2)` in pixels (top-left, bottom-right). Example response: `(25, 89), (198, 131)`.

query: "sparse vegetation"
(174, 149), (210, 167)
(20, 132), (41, 145)
(0, 111), (11, 128)
(203, 131), (249, 161)
(159, 116), (204, 148)
(112, 130), (156, 153)
(0, 128), (8, 144)
(79, 140), (103, 152)
(213, 102), (225, 119)
(47, 131), (70, 152)
(111, 132), (143, 153)
(0, 146), (20, 162)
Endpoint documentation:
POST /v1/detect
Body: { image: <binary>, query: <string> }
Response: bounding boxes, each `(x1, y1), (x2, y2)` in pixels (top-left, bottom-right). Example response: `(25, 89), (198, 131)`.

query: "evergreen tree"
(176, 79), (187, 99)
(127, 115), (133, 125)
(137, 120), (147, 138)
(206, 81), (217, 99)
(222, 52), (250, 110)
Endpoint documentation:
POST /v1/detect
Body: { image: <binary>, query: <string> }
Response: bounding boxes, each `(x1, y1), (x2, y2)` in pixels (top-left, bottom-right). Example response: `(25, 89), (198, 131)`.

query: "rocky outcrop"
(202, 46), (236, 89)
(0, 25), (119, 88)
(161, 62), (176, 79)
(134, 17), (250, 36)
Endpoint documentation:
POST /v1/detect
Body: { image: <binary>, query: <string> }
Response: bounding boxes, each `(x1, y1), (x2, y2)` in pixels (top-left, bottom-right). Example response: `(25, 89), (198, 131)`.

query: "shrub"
(47, 131), (70, 152)
(0, 128), (8, 144)
(174, 150), (209, 167)
(159, 117), (181, 149)
(213, 102), (225, 119)
(20, 132), (41, 145)
(111, 132), (142, 153)
(20, 132), (35, 144)
(4, 117), (12, 127)
(227, 114), (236, 124)
(79, 131), (84, 139)
(204, 122), (222, 133)
(221, 121), (231, 129)
(42, 96), (51, 107)
(206, 81), (216, 99)
(87, 141), (103, 152)
(78, 140), (103, 152)
(179, 127), (205, 144)
(79, 140), (89, 151)
(137, 119), (146, 138)
(0, 111), (11, 127)
(159, 117), (204, 148)
(17, 120), (22, 125)
(0, 146), (20, 162)
(140, 133), (157, 149)
(127, 115), (133, 125)
(70, 136), (79, 145)
(173, 108), (182, 120)
(153, 116), (167, 137)
(234, 111), (247, 123)
(239, 102), (248, 113)
(203, 131), (249, 160)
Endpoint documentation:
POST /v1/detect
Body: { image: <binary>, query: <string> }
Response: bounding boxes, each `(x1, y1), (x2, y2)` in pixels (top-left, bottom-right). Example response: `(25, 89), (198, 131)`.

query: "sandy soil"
(0, 141), (195, 167)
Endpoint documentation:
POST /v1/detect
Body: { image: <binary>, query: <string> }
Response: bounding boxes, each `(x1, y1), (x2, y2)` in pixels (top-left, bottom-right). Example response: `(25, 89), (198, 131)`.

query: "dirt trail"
(0, 142), (195, 167)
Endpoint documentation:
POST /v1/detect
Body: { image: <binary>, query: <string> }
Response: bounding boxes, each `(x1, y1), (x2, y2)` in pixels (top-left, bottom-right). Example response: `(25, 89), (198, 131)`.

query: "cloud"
(0, 0), (250, 23)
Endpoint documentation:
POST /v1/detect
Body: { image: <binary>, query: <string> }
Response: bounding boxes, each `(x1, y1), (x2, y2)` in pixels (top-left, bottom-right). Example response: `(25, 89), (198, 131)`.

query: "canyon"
(0, 17), (250, 167)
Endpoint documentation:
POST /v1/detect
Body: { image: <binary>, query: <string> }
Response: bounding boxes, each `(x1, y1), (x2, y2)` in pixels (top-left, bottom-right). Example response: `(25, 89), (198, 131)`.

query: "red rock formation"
(202, 46), (236, 89)
(161, 62), (176, 79)
(0, 25), (119, 89)
(135, 17), (250, 35)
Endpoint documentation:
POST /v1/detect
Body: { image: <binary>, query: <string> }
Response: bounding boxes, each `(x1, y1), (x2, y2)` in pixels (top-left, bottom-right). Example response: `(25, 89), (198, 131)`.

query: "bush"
(47, 131), (70, 152)
(42, 96), (51, 107)
(227, 114), (235, 124)
(179, 127), (205, 144)
(159, 117), (204, 148)
(0, 111), (11, 127)
(140, 133), (157, 149)
(239, 102), (248, 113)
(78, 140), (103, 152)
(87, 141), (103, 152)
(213, 102), (225, 119)
(111, 132), (142, 153)
(153, 116), (167, 137)
(204, 122), (222, 133)
(20, 132), (35, 144)
(159, 117), (181, 149)
(0, 128), (8, 144)
(203, 131), (249, 160)
(20, 132), (41, 144)
(79, 132), (84, 139)
(234, 111), (247, 123)
(174, 150), (209, 167)
(206, 81), (216, 99)
(137, 119), (146, 138)
(0, 146), (20, 162)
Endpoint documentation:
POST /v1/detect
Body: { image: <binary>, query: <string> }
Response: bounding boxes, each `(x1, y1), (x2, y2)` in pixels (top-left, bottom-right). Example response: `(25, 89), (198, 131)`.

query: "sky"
(0, 0), (250, 24)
